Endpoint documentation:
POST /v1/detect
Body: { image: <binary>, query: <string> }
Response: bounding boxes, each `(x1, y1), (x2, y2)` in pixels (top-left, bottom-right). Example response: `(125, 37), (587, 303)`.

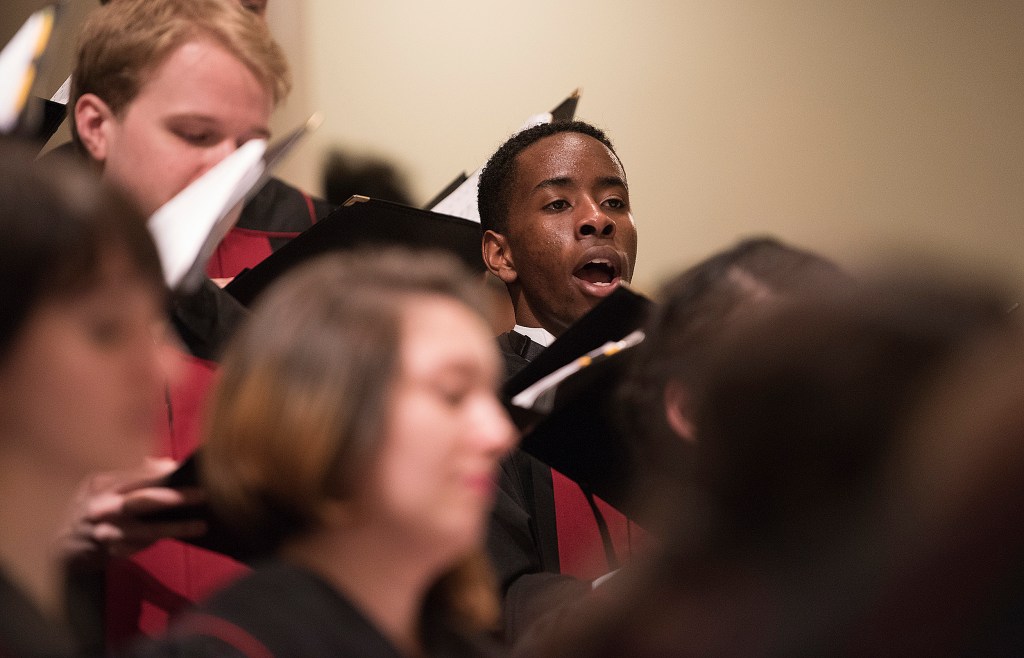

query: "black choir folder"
(225, 196), (485, 306)
(504, 286), (654, 517)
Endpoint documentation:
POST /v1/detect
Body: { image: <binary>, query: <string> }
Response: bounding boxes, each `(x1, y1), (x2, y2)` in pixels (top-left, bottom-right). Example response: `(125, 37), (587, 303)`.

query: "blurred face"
(0, 254), (169, 482)
(79, 38), (272, 217)
(498, 132), (638, 335)
(366, 296), (516, 559)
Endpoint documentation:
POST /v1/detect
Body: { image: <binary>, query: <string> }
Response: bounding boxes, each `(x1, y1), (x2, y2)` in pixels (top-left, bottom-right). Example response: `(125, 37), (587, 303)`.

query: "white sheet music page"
(147, 139), (267, 292)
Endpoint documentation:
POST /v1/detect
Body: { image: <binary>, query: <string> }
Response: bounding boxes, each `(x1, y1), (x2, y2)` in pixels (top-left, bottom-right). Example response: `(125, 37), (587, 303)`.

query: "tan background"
(8, 0), (1023, 295)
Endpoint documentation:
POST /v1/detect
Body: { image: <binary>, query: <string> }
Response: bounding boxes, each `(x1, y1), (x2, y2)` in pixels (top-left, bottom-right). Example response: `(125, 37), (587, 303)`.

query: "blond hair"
(71, 0), (290, 148)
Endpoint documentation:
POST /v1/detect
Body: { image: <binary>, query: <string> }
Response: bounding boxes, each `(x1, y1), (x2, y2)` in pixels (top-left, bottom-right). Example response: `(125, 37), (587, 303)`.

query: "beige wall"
(6, 1), (1021, 295)
(275, 0), (1024, 295)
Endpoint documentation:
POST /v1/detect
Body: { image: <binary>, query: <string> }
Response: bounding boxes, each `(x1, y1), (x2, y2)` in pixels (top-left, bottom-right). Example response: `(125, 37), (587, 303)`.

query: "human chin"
(443, 509), (489, 554)
(447, 480), (493, 535)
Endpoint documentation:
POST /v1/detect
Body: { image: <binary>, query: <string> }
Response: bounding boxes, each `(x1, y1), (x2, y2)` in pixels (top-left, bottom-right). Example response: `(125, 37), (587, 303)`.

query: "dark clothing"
(489, 331), (647, 642)
(495, 332), (547, 381)
(0, 569), (77, 658)
(127, 561), (501, 658)
(171, 279), (248, 362)
(489, 449), (589, 642)
(491, 333), (561, 578)
(487, 333), (594, 641)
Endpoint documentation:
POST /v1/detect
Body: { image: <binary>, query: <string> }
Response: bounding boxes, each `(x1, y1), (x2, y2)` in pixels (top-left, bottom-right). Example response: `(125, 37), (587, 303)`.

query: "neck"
(283, 521), (447, 656)
(0, 452), (77, 623)
(508, 289), (565, 338)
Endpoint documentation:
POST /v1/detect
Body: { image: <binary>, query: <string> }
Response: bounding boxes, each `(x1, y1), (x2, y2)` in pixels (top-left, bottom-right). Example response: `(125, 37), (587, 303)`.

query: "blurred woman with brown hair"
(135, 250), (516, 657)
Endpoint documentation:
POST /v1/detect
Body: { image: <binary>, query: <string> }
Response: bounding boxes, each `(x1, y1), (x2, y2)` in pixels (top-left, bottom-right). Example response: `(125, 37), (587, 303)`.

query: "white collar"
(513, 324), (556, 348)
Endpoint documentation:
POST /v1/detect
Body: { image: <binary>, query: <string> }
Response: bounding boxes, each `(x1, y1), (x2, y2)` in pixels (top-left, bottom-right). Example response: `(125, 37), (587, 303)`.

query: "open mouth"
(574, 258), (621, 286)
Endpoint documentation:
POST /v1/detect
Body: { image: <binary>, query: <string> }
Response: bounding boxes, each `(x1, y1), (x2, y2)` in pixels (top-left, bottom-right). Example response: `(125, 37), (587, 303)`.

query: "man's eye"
(175, 130), (215, 145)
(604, 197), (626, 209)
(544, 200), (571, 211)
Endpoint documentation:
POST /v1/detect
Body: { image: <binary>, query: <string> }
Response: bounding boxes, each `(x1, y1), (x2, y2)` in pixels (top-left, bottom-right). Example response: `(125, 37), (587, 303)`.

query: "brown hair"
(202, 249), (500, 633)
(70, 0), (290, 149)
(0, 138), (162, 363)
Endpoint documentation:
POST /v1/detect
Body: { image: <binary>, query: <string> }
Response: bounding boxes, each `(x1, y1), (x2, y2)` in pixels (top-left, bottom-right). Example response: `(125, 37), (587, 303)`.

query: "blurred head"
(203, 249), (515, 560)
(0, 140), (167, 481)
(480, 121), (638, 335)
(839, 323), (1024, 655)
(321, 149), (414, 207)
(627, 237), (845, 445)
(72, 0), (290, 216)
(687, 276), (1014, 547)
(532, 275), (1018, 658)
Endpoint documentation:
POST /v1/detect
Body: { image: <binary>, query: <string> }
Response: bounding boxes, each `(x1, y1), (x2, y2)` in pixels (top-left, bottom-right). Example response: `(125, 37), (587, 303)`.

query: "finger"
(79, 457), (179, 497)
(114, 457), (181, 493)
(120, 486), (207, 516)
(81, 489), (132, 522)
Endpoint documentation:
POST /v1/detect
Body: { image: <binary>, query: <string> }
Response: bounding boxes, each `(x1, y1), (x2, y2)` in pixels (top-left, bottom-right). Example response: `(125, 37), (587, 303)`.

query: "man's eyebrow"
(165, 114), (271, 140)
(166, 113), (217, 125)
(532, 175), (628, 193)
(533, 176), (573, 192)
(596, 175), (628, 190)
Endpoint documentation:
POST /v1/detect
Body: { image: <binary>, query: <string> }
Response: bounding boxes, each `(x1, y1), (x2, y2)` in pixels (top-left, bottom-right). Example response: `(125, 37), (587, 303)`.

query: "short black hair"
(477, 120), (620, 235)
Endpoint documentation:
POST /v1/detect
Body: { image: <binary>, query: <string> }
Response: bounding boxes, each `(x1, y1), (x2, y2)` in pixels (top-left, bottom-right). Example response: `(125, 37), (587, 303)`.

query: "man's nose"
(576, 199), (616, 239)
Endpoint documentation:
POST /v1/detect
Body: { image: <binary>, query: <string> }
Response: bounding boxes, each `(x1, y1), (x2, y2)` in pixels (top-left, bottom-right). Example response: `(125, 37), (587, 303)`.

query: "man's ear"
(664, 379), (697, 443)
(74, 93), (115, 164)
(482, 229), (518, 285)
